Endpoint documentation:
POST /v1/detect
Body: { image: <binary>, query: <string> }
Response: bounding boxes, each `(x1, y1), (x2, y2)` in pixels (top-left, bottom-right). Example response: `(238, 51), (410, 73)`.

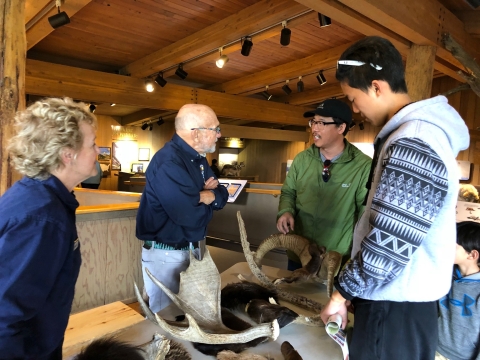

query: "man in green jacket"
(277, 99), (371, 270)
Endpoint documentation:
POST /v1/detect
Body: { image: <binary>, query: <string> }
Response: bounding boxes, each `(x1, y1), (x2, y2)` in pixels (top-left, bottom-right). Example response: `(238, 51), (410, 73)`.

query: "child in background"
(437, 221), (480, 360)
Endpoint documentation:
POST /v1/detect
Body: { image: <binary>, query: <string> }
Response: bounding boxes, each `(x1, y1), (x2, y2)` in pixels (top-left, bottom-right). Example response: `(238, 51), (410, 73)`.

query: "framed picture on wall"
(138, 148), (150, 161)
(131, 163), (144, 173)
(98, 147), (111, 161)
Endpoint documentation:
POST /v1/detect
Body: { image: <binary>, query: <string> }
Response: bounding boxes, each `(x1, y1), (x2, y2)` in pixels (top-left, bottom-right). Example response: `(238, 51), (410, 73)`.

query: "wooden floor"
(125, 301), (143, 316)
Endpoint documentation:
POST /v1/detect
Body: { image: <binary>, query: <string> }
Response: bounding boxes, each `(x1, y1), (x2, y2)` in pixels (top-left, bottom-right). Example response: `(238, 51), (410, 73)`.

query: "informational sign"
(218, 179), (248, 203)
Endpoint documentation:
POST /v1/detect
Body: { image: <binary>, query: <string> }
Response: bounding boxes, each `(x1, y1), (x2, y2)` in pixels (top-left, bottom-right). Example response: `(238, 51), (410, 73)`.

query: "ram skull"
(237, 211), (342, 299)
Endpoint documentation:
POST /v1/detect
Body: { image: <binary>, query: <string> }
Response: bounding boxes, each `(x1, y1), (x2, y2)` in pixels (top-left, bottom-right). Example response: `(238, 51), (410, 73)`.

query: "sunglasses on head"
(322, 160), (331, 182)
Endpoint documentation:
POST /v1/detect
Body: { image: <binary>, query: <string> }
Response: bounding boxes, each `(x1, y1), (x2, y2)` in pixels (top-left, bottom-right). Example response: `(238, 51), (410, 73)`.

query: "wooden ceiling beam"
(293, 0), (465, 82)
(161, 11), (317, 78)
(293, 0), (411, 53)
(25, 59), (309, 126)
(121, 0), (309, 78)
(120, 109), (176, 126)
(209, 42), (353, 95)
(26, 0), (93, 50)
(276, 83), (344, 106)
(334, 0), (480, 71)
(454, 11), (480, 38)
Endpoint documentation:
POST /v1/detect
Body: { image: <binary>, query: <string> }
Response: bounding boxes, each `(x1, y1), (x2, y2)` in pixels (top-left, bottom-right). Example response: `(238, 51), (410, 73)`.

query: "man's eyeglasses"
(309, 119), (337, 128)
(322, 160), (331, 182)
(337, 60), (382, 71)
(191, 126), (221, 134)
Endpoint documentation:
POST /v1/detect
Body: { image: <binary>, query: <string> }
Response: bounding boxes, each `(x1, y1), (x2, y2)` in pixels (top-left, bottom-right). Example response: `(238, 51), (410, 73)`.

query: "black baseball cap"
(303, 99), (352, 126)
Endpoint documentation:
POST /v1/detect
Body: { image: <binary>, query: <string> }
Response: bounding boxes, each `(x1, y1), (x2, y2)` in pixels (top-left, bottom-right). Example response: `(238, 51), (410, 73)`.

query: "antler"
(137, 248), (279, 345)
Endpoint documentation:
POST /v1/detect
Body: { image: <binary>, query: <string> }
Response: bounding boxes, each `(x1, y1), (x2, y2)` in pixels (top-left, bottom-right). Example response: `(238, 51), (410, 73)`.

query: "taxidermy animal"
(237, 211), (342, 299)
(134, 249), (279, 356)
(245, 298), (298, 328)
(217, 350), (273, 360)
(221, 281), (279, 311)
(73, 333), (191, 360)
(221, 162), (245, 177)
(281, 341), (303, 360)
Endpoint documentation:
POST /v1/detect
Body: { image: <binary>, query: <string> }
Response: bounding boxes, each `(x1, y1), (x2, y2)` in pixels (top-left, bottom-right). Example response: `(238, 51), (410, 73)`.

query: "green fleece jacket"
(278, 140), (371, 258)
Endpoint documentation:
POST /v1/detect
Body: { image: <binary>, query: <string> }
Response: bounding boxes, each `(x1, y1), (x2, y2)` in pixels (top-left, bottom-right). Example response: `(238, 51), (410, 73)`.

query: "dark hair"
(332, 117), (349, 136)
(212, 159), (218, 165)
(456, 221), (480, 254)
(336, 36), (408, 94)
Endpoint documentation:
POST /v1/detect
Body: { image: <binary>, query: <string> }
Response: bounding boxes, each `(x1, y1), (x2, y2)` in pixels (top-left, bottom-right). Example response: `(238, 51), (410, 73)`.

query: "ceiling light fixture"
(145, 79), (155, 92)
(175, 64), (188, 79)
(48, 0), (70, 29)
(318, 13), (331, 27)
(261, 85), (273, 101)
(149, 124), (153, 131)
(89, 103), (96, 113)
(280, 21), (291, 46)
(141, 122), (149, 131)
(157, 117), (165, 126)
(297, 76), (304, 92)
(359, 122), (365, 131)
(282, 80), (292, 95)
(154, 72), (167, 87)
(215, 47), (229, 68)
(349, 120), (356, 129)
(110, 103), (116, 106)
(241, 36), (253, 57)
(316, 70), (327, 85)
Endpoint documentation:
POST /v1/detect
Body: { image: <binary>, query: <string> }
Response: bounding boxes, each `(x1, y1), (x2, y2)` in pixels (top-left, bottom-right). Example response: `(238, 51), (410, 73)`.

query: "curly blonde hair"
(8, 97), (97, 179)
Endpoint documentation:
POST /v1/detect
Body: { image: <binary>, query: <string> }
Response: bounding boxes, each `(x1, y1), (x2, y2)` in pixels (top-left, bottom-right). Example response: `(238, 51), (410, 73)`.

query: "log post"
(405, 44), (437, 102)
(0, 0), (26, 195)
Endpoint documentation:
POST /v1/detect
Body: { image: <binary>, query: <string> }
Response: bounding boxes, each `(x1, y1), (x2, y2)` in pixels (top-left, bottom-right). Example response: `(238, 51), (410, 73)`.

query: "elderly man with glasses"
(136, 104), (228, 314)
(277, 98), (372, 270)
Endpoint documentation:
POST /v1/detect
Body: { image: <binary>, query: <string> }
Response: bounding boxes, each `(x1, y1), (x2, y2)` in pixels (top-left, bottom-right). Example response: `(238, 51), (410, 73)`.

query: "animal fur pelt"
(281, 341), (303, 360)
(74, 337), (144, 360)
(245, 298), (298, 328)
(192, 307), (268, 356)
(74, 334), (191, 360)
(221, 281), (279, 311)
(216, 350), (273, 360)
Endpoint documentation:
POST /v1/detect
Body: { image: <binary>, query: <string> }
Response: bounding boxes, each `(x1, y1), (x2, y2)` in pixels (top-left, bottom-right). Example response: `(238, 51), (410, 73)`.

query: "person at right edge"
(320, 36), (470, 360)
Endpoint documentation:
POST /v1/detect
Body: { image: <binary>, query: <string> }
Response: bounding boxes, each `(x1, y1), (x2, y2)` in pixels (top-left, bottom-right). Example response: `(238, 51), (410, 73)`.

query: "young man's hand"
(320, 290), (348, 329)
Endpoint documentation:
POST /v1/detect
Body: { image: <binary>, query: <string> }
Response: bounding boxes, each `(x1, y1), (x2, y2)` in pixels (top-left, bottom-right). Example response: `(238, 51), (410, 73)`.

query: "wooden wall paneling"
(105, 217), (143, 304)
(73, 220), (108, 313)
(237, 139), (306, 183)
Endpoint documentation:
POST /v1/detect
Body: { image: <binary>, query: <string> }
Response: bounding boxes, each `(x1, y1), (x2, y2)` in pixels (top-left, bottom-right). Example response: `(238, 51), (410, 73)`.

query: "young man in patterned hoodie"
(320, 36), (470, 360)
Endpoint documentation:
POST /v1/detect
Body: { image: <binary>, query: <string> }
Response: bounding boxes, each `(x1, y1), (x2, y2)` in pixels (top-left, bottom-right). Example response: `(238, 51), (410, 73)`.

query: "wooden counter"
(73, 189), (143, 313)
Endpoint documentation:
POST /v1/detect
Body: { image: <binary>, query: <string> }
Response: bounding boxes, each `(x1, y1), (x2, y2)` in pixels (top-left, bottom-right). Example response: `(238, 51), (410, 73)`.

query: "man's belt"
(143, 240), (198, 251)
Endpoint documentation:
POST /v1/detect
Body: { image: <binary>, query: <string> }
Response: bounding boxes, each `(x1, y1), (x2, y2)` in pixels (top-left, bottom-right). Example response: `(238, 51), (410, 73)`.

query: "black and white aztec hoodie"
(336, 95), (470, 302)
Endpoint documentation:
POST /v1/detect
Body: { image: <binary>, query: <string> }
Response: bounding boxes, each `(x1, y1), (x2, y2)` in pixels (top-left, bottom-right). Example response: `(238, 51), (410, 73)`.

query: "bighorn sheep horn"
(135, 248), (279, 345)
(237, 211), (342, 298)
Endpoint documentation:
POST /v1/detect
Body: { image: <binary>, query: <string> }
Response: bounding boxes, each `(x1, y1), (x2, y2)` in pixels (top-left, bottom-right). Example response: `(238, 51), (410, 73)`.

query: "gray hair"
(8, 97), (97, 179)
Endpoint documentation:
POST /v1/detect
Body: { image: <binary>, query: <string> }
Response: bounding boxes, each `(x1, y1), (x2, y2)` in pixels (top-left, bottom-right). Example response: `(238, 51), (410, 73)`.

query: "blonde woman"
(0, 98), (99, 360)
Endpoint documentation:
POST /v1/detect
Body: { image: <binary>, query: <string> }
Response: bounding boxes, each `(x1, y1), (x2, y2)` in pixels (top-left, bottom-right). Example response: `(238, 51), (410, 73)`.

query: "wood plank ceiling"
(25, 0), (480, 128)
